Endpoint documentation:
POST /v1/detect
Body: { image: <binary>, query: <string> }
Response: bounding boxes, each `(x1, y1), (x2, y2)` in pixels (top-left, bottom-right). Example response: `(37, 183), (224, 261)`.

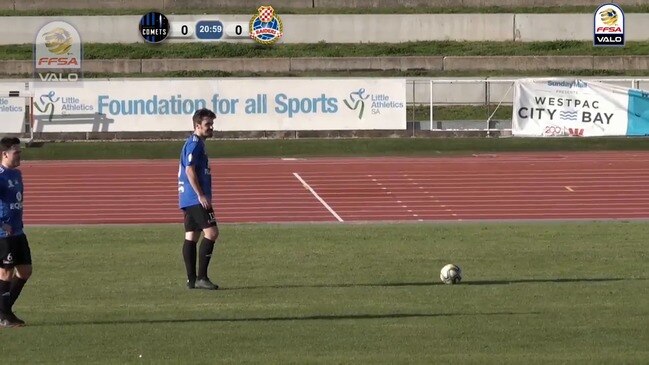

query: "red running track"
(19, 151), (649, 224)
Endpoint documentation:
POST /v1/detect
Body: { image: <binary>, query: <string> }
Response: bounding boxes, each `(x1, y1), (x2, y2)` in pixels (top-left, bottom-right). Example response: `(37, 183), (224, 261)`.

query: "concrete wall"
(0, 0), (13, 10)
(515, 13), (649, 42)
(312, 0), (646, 6)
(1, 0), (645, 10)
(4, 56), (649, 75)
(2, 13), (648, 44)
(444, 56), (596, 71)
(282, 14), (514, 43)
(13, 0), (162, 10)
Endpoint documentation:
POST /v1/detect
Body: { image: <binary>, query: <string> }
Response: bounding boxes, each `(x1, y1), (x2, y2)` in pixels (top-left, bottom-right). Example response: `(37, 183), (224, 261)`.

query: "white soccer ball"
(440, 264), (462, 285)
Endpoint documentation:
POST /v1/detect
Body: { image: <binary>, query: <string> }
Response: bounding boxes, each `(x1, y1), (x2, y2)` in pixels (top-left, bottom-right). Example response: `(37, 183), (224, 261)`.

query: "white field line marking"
(293, 173), (343, 222)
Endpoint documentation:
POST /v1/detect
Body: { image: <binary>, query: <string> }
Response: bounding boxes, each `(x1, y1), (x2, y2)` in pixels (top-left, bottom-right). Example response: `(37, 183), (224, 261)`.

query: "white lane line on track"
(22, 169), (649, 181)
(371, 175), (421, 219)
(293, 173), (343, 222)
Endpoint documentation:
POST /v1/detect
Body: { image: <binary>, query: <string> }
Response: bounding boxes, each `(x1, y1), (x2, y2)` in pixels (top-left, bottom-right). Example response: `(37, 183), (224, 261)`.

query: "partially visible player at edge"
(0, 137), (31, 327)
(178, 109), (220, 290)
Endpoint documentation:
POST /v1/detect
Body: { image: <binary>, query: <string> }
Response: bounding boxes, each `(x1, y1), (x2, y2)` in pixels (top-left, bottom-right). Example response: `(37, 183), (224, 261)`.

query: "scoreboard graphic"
(169, 20), (247, 41)
(139, 6), (284, 45)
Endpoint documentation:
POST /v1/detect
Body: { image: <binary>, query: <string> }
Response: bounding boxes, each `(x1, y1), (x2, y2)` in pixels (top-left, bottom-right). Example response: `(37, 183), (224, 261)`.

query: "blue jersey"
(0, 166), (24, 237)
(178, 134), (212, 208)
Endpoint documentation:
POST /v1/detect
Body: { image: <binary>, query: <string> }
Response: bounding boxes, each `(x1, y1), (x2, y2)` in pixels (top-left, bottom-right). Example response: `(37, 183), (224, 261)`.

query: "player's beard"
(196, 127), (213, 139)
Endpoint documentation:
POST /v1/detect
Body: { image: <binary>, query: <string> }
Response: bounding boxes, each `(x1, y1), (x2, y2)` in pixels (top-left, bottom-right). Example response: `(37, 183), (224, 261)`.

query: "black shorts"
(183, 204), (217, 232)
(0, 233), (32, 268)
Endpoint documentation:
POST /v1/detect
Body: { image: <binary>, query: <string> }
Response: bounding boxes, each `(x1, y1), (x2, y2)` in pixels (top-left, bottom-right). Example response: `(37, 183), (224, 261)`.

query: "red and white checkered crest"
(257, 6), (275, 23)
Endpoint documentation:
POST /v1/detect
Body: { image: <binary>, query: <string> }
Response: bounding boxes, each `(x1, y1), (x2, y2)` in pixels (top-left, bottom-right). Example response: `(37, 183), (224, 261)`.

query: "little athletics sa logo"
(33, 90), (94, 121)
(344, 88), (405, 119)
(344, 88), (370, 119)
(594, 3), (625, 46)
(34, 20), (82, 82)
(33, 90), (59, 120)
(249, 5), (283, 45)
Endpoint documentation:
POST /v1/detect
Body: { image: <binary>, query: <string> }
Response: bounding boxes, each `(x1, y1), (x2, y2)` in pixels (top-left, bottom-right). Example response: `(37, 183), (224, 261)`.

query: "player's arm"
(0, 185), (11, 235)
(185, 164), (211, 210)
(1, 222), (12, 236)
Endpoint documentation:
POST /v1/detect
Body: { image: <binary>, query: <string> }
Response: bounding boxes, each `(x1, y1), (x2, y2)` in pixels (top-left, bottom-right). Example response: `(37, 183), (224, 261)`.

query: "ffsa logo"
(34, 20), (83, 82)
(593, 3), (625, 47)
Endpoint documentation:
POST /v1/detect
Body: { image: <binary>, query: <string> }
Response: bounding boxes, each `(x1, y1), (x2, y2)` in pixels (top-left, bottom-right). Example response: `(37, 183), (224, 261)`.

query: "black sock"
(197, 238), (215, 279)
(0, 279), (11, 315)
(182, 240), (197, 282)
(9, 277), (27, 308)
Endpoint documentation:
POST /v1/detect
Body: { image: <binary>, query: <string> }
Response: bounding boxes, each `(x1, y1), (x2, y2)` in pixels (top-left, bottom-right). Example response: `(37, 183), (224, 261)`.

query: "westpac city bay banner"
(31, 78), (406, 132)
(512, 78), (649, 137)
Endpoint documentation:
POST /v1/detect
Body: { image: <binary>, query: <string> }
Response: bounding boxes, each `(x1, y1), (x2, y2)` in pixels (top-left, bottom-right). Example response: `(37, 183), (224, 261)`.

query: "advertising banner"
(31, 78), (407, 132)
(0, 83), (27, 134)
(512, 78), (649, 137)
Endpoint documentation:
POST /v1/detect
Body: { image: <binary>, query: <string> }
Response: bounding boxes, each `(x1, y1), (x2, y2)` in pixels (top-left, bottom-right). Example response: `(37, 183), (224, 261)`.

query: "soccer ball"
(440, 264), (462, 285)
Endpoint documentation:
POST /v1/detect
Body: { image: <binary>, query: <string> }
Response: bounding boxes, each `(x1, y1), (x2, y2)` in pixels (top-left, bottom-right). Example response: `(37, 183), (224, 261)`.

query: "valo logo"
(594, 3), (625, 46)
(34, 20), (83, 82)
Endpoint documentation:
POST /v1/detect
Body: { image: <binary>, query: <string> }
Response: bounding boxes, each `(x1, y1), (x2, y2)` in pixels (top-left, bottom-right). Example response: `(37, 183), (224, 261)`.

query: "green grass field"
(21, 138), (649, 160)
(4, 41), (649, 60)
(2, 223), (647, 363)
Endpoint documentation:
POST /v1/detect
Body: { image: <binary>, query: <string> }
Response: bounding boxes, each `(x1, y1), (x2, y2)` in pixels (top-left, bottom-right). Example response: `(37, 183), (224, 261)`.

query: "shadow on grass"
(224, 277), (633, 290)
(463, 278), (631, 285)
(30, 278), (641, 327)
(39, 311), (540, 327)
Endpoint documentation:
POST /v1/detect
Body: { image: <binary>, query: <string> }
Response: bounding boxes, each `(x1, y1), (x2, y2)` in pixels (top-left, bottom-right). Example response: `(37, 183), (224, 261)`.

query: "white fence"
(5, 77), (649, 139)
(407, 78), (649, 132)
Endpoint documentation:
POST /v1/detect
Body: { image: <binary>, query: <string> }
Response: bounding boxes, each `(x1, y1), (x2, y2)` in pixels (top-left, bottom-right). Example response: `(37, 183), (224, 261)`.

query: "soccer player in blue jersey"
(178, 108), (219, 290)
(0, 137), (30, 327)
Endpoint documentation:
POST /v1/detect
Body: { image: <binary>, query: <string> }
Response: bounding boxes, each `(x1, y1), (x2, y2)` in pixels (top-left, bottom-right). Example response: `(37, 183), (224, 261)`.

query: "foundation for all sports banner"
(28, 78), (406, 132)
(512, 78), (649, 137)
